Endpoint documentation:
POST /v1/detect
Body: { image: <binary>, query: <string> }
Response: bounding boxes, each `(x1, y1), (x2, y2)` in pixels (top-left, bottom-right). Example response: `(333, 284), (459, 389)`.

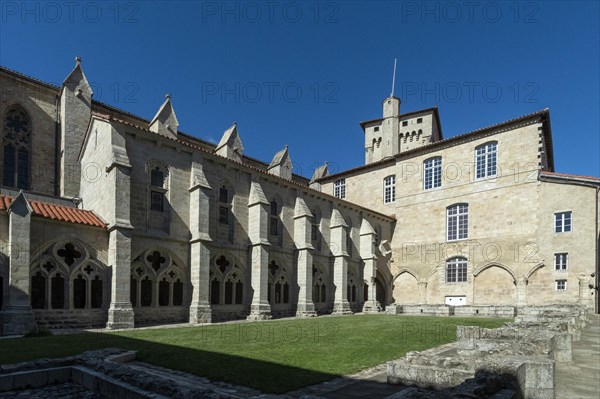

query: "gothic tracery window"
(312, 264), (328, 304)
(268, 260), (289, 305)
(30, 241), (107, 310)
(131, 249), (185, 308)
(209, 254), (244, 305)
(2, 107), (31, 189)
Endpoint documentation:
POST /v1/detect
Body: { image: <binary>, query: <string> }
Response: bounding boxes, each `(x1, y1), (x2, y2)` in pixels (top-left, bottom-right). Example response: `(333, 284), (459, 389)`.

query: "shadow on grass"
(0, 315), (512, 395)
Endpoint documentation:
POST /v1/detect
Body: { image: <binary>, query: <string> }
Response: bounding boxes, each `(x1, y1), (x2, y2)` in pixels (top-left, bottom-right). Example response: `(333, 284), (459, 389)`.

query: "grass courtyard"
(0, 315), (508, 393)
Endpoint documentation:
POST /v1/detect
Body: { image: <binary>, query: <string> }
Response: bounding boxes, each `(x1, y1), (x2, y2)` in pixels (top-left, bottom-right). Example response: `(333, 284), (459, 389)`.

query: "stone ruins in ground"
(387, 304), (589, 398)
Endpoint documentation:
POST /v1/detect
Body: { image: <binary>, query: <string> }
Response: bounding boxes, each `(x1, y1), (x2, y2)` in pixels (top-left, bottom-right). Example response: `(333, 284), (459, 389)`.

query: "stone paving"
(555, 314), (600, 399)
(0, 382), (102, 399)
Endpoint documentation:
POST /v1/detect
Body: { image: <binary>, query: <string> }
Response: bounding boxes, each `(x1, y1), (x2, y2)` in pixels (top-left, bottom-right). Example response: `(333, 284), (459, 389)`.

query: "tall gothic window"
(2, 107), (31, 189)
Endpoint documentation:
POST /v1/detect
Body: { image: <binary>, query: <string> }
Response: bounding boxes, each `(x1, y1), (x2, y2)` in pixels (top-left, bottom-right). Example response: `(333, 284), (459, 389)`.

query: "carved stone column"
(331, 209), (351, 314)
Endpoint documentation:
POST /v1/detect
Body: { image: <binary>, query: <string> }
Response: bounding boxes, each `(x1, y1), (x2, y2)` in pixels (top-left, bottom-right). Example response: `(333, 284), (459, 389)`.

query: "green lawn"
(0, 315), (508, 393)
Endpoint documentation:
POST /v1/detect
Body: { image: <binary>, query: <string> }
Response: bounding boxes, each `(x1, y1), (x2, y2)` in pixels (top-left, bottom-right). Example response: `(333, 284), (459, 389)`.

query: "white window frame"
(384, 175), (396, 204)
(446, 257), (468, 283)
(554, 211), (572, 233)
(424, 157), (442, 190)
(475, 142), (497, 179)
(555, 280), (567, 291)
(447, 204), (468, 241)
(334, 179), (346, 199)
(554, 253), (568, 271)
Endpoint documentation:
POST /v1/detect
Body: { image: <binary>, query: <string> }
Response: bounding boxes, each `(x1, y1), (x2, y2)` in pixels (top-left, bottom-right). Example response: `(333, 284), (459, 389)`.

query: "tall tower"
(381, 96), (401, 159)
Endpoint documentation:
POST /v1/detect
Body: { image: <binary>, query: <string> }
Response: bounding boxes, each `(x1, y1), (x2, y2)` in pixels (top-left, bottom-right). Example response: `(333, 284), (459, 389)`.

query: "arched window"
(2, 107), (31, 189)
(31, 241), (108, 311)
(347, 271), (357, 303)
(446, 257), (468, 283)
(475, 142), (498, 179)
(209, 254), (244, 305)
(130, 248), (186, 308)
(312, 264), (328, 304)
(447, 203), (468, 241)
(268, 260), (289, 304)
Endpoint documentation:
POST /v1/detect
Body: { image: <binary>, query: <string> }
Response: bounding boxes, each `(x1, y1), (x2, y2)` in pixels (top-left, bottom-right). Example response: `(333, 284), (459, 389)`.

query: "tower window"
(374, 127), (379, 132)
(417, 118), (423, 123)
(402, 121), (408, 127)
(555, 280), (567, 291)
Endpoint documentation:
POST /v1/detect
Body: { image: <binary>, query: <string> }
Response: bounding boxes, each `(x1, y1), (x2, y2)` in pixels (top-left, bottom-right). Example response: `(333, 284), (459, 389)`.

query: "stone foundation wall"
(133, 307), (188, 326)
(33, 309), (108, 329)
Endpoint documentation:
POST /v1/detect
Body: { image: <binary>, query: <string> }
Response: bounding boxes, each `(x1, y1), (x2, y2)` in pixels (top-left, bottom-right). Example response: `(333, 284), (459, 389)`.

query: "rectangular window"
(555, 211), (572, 233)
(334, 179), (346, 199)
(447, 204), (468, 241)
(417, 118), (423, 123)
(402, 121), (408, 127)
(424, 157), (442, 190)
(384, 175), (396, 204)
(555, 253), (568, 271)
(475, 142), (497, 179)
(374, 126), (379, 132)
(218, 206), (229, 224)
(556, 280), (567, 291)
(150, 191), (164, 212)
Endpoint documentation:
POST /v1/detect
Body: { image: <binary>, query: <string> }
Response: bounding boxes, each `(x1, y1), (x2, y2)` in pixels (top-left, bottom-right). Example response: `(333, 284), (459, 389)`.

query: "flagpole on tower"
(391, 58), (397, 97)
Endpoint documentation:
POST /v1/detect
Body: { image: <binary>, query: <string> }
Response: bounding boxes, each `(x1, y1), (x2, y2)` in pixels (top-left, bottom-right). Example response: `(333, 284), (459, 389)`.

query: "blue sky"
(1, 1), (598, 178)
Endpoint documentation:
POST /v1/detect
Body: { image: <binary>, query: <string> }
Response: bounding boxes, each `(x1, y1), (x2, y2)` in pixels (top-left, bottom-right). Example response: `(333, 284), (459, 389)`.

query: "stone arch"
(30, 238), (108, 310)
(393, 269), (420, 305)
(425, 267), (441, 304)
(473, 264), (517, 305)
(525, 262), (547, 305)
(473, 262), (517, 284)
(130, 247), (188, 308)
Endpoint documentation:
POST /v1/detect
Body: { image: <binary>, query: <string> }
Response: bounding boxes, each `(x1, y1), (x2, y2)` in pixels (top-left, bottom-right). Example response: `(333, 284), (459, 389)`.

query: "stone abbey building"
(0, 61), (598, 335)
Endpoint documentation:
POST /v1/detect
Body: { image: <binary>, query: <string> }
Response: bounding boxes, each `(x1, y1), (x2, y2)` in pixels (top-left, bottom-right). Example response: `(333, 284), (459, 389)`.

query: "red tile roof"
(0, 195), (107, 228)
